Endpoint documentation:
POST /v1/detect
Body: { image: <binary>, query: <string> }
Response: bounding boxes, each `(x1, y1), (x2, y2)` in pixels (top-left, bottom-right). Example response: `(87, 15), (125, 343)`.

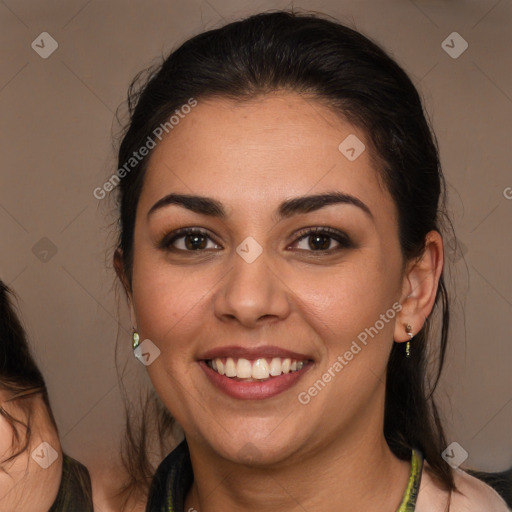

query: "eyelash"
(158, 226), (354, 254)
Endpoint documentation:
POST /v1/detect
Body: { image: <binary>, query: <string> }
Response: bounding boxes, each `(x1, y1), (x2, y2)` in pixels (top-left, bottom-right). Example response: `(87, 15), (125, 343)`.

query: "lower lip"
(199, 361), (312, 400)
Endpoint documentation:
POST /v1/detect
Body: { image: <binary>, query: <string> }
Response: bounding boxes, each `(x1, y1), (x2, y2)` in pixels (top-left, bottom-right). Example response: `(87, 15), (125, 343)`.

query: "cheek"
(130, 258), (209, 421)
(0, 416), (15, 460)
(131, 256), (209, 346)
(290, 255), (400, 340)
(298, 272), (398, 408)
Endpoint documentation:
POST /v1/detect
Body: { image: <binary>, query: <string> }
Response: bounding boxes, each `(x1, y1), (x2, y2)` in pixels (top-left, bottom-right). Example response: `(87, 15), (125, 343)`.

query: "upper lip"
(198, 345), (313, 361)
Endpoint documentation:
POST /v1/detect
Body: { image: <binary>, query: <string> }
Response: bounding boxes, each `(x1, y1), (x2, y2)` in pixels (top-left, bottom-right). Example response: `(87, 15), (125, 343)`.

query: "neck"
(184, 400), (411, 512)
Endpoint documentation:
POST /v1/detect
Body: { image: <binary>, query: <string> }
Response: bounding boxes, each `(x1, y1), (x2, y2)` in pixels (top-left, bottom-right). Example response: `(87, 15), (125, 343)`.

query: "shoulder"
(450, 467), (511, 511)
(416, 460), (511, 512)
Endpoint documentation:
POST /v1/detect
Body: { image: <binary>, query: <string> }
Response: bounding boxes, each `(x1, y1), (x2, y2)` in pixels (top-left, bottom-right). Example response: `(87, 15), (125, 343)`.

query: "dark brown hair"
(113, 9), (456, 508)
(0, 280), (57, 467)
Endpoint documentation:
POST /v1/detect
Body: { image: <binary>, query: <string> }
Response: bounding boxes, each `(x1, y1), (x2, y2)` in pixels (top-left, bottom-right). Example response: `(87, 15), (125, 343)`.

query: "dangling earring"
(405, 324), (413, 358)
(132, 329), (140, 350)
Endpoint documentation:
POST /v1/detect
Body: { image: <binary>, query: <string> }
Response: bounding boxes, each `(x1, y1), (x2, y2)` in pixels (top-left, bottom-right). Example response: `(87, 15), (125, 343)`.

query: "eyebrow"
(147, 191), (373, 221)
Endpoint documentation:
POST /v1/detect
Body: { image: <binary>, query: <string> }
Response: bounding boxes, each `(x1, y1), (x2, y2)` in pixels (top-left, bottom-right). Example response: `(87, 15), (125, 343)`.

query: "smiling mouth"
(205, 357), (311, 381)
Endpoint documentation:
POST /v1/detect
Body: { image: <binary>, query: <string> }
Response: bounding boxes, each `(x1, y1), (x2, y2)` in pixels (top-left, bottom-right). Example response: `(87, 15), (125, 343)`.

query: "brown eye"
(159, 228), (221, 252)
(291, 227), (353, 253)
(302, 233), (332, 251)
(183, 232), (208, 250)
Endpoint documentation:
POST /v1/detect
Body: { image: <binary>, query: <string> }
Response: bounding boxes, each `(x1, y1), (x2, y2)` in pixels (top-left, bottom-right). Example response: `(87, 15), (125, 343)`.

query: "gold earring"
(132, 330), (140, 350)
(405, 324), (413, 358)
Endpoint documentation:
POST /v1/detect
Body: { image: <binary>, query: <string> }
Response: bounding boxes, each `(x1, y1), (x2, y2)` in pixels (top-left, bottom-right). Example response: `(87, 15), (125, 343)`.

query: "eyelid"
(157, 226), (221, 250)
(290, 226), (354, 250)
(158, 225), (354, 253)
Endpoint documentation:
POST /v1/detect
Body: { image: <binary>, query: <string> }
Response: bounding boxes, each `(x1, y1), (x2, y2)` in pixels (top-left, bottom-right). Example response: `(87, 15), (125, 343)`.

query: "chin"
(202, 428), (304, 467)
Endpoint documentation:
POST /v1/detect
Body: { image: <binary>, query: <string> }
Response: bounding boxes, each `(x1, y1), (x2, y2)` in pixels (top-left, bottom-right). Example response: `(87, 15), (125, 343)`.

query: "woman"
(0, 280), (93, 511)
(112, 10), (510, 511)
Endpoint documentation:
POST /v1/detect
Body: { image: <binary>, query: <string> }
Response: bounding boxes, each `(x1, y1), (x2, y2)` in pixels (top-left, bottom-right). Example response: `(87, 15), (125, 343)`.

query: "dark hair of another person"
(113, 9), (456, 507)
(0, 280), (57, 466)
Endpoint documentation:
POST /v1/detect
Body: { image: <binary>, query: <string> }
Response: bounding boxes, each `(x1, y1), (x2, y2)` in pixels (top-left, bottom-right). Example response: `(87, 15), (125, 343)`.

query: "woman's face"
(127, 92), (409, 465)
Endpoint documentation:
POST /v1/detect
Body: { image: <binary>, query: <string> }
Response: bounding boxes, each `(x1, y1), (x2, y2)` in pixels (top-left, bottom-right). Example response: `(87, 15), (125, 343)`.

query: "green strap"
(396, 448), (424, 512)
(161, 444), (423, 512)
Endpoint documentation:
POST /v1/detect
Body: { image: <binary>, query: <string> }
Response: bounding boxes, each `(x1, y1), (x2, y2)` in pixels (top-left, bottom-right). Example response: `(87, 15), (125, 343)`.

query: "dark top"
(48, 453), (94, 511)
(466, 468), (512, 508)
(145, 440), (424, 512)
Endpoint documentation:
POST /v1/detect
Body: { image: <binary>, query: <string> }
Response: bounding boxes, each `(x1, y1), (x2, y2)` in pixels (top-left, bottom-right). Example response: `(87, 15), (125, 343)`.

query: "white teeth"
(269, 357), (282, 376)
(252, 359), (270, 379)
(236, 358), (252, 378)
(209, 356), (307, 380)
(225, 357), (237, 377)
(215, 358), (225, 375)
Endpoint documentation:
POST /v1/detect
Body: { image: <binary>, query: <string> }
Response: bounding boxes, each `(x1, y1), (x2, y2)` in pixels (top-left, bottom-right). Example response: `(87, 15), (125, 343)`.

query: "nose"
(213, 245), (291, 328)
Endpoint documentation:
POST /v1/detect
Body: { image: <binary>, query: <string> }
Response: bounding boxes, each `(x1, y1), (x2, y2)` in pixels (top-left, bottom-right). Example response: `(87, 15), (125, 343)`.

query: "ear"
(394, 230), (444, 342)
(113, 248), (137, 329)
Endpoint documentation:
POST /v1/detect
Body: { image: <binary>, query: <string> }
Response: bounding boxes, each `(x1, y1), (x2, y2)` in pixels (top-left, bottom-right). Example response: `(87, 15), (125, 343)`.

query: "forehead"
(140, 92), (395, 221)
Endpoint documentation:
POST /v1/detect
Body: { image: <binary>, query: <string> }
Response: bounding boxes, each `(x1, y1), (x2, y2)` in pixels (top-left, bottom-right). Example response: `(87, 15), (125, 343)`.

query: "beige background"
(0, 0), (510, 488)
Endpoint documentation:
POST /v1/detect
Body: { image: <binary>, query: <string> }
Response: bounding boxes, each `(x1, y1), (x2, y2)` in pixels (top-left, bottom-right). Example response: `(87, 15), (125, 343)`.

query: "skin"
(115, 91), (443, 511)
(91, 461), (146, 512)
(0, 391), (63, 511)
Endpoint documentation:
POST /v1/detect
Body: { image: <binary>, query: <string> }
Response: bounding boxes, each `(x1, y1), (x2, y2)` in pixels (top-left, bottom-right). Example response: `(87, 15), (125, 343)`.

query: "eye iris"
(309, 234), (331, 250)
(185, 233), (207, 250)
